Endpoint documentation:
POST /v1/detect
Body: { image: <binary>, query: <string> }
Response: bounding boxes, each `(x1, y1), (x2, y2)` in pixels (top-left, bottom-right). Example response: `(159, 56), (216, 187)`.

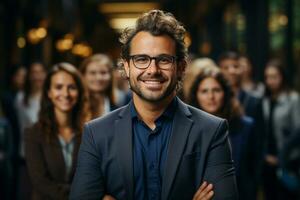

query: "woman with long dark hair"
(189, 66), (259, 200)
(15, 62), (46, 156)
(24, 63), (86, 200)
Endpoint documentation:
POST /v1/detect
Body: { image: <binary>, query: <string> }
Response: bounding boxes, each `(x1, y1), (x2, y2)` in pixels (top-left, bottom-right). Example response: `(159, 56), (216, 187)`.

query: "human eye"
(134, 55), (149, 64)
(213, 88), (223, 93)
(198, 88), (208, 94)
(69, 84), (78, 90)
(158, 55), (173, 64)
(88, 70), (97, 76)
(54, 84), (63, 90)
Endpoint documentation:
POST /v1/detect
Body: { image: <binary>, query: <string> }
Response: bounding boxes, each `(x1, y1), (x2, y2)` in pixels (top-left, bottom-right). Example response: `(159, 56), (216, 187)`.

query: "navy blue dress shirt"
(130, 98), (177, 200)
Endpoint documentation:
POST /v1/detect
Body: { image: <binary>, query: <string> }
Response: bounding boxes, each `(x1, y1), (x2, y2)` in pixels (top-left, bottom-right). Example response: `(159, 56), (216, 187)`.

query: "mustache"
(138, 73), (167, 81)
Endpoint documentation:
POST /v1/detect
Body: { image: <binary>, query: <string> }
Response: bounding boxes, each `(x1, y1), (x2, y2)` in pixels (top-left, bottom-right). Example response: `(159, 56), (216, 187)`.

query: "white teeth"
(143, 80), (161, 83)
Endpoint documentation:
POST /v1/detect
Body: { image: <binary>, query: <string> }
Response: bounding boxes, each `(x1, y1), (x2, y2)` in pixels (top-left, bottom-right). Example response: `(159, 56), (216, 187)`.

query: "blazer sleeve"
(202, 120), (238, 200)
(24, 128), (70, 200)
(70, 123), (105, 200)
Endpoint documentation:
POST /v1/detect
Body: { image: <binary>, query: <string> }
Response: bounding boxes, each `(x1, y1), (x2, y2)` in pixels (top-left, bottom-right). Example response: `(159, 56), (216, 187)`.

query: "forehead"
(199, 77), (221, 88)
(51, 71), (75, 83)
(31, 64), (44, 71)
(265, 66), (280, 75)
(130, 31), (176, 56)
(86, 62), (109, 71)
(220, 59), (239, 67)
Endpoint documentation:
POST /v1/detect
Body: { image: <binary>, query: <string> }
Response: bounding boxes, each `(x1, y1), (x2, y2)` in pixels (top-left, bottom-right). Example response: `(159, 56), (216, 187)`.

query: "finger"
(205, 190), (214, 200)
(198, 184), (213, 199)
(193, 182), (207, 199)
(102, 195), (116, 200)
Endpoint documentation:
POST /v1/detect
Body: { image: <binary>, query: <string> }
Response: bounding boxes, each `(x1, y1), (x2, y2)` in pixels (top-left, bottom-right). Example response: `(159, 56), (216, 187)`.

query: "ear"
(124, 59), (130, 78)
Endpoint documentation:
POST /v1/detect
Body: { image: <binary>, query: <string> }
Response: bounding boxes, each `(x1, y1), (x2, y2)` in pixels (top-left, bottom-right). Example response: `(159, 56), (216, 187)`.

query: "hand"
(193, 181), (214, 200)
(265, 154), (278, 166)
(102, 195), (116, 200)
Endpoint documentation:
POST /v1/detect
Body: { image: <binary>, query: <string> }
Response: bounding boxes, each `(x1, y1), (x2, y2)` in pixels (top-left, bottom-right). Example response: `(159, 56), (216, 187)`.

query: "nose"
(228, 66), (236, 74)
(95, 72), (103, 80)
(207, 90), (214, 100)
(146, 59), (160, 74)
(62, 87), (70, 97)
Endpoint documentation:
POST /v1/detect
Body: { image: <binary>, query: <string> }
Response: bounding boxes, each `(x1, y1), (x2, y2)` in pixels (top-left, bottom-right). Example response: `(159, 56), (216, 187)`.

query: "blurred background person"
(14, 62), (46, 199)
(239, 55), (265, 98)
(24, 63), (86, 200)
(280, 128), (300, 199)
(113, 66), (131, 106)
(218, 51), (266, 188)
(15, 62), (46, 156)
(80, 54), (118, 120)
(182, 57), (217, 102)
(1, 64), (27, 152)
(0, 104), (14, 200)
(262, 59), (300, 200)
(1, 64), (27, 199)
(189, 67), (259, 200)
(218, 51), (262, 116)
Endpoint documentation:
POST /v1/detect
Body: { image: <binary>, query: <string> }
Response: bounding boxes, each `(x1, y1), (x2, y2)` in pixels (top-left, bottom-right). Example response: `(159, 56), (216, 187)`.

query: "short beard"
(129, 75), (177, 103)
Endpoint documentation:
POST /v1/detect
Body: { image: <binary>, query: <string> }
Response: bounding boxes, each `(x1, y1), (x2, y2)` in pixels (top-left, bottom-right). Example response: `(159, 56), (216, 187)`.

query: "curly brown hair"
(36, 63), (86, 140)
(189, 67), (243, 122)
(118, 10), (188, 89)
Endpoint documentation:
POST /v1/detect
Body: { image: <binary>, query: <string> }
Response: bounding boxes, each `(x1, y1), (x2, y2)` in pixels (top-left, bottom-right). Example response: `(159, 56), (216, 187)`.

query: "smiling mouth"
(142, 80), (164, 84)
(140, 80), (165, 90)
(58, 99), (74, 104)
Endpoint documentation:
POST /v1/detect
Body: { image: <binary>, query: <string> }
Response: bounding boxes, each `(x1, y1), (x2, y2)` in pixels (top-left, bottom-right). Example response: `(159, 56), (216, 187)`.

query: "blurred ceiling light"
(27, 29), (39, 44)
(200, 42), (212, 55)
(99, 2), (159, 32)
(17, 37), (26, 48)
(56, 34), (74, 52)
(99, 2), (159, 14)
(72, 43), (92, 57)
(278, 14), (288, 26)
(36, 27), (47, 38)
(27, 27), (47, 44)
(109, 18), (137, 31)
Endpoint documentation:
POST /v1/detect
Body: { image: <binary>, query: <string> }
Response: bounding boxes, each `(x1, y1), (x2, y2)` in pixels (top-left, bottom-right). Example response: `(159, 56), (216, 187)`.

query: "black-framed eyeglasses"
(128, 54), (177, 70)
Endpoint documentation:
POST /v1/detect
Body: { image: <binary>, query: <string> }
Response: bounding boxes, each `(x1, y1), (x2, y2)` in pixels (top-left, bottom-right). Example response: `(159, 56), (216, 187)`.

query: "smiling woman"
(80, 54), (118, 120)
(24, 63), (87, 200)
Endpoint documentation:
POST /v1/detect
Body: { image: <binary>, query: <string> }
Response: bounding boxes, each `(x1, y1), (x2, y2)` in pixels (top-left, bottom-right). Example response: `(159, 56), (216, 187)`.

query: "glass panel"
(269, 0), (287, 53)
(223, 3), (246, 53)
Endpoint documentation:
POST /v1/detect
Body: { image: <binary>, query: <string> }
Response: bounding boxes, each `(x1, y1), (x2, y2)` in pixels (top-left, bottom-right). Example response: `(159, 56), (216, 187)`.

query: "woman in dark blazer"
(24, 63), (87, 200)
(189, 66), (258, 200)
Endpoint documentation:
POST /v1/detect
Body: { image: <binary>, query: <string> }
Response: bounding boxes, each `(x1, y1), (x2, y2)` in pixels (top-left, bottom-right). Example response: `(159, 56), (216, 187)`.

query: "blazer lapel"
(69, 134), (81, 181)
(115, 105), (134, 200)
(162, 99), (193, 200)
(49, 136), (66, 180)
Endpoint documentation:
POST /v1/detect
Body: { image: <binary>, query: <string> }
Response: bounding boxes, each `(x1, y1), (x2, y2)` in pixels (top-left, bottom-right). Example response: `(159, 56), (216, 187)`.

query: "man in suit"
(70, 10), (238, 200)
(218, 51), (265, 199)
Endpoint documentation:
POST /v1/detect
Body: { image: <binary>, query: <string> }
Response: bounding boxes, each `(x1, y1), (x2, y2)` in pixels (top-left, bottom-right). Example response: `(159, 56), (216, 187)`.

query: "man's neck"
(132, 93), (175, 130)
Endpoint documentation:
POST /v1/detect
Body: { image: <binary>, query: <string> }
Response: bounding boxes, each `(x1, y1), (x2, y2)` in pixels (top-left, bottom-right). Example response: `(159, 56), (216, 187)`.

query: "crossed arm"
(103, 182), (214, 200)
(70, 120), (237, 200)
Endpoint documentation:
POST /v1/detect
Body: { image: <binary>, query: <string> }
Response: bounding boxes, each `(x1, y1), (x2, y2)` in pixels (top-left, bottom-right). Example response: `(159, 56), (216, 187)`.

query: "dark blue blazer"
(70, 98), (238, 200)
